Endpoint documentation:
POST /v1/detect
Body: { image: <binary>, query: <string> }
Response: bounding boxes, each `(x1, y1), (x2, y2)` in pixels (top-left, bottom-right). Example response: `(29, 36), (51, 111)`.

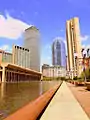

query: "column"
(2, 67), (6, 82)
(0, 72), (2, 83)
(6, 71), (8, 82)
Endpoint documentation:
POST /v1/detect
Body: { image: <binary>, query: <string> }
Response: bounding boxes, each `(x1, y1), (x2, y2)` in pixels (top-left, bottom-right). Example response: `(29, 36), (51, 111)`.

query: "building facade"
(66, 17), (82, 79)
(52, 38), (66, 67)
(42, 64), (66, 78)
(24, 26), (40, 71)
(0, 63), (41, 83)
(81, 48), (90, 69)
(0, 50), (12, 63)
(81, 48), (90, 58)
(12, 45), (30, 68)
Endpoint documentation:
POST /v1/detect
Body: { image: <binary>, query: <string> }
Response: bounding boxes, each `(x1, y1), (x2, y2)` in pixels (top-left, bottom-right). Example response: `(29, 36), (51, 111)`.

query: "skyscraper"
(52, 37), (66, 67)
(24, 26), (40, 71)
(66, 17), (82, 78)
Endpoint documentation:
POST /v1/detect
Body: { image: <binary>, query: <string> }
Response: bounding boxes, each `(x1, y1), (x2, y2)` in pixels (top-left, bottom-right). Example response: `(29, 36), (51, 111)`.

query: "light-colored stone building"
(0, 49), (12, 63)
(12, 45), (30, 68)
(66, 17), (82, 79)
(24, 26), (40, 72)
(42, 64), (66, 78)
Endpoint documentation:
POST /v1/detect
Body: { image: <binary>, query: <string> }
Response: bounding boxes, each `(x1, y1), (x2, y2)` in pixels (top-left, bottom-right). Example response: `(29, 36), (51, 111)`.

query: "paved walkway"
(40, 81), (90, 120)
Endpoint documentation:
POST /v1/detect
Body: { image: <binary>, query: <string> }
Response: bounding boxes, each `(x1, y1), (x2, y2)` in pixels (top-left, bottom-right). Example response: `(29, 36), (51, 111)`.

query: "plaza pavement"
(40, 81), (90, 120)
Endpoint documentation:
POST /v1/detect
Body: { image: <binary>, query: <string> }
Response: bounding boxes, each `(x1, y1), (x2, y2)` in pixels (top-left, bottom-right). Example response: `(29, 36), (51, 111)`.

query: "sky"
(0, 0), (90, 66)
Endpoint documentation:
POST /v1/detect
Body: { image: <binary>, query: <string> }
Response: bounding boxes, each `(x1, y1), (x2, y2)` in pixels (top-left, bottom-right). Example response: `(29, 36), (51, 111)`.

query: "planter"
(77, 81), (85, 86)
(68, 80), (71, 83)
(85, 82), (90, 90)
(74, 81), (78, 86)
(71, 81), (74, 84)
(74, 81), (85, 86)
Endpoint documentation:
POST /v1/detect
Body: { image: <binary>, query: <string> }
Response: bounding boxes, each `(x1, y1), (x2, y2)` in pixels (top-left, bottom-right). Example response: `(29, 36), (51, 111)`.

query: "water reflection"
(0, 83), (6, 99)
(39, 81), (43, 95)
(0, 81), (60, 119)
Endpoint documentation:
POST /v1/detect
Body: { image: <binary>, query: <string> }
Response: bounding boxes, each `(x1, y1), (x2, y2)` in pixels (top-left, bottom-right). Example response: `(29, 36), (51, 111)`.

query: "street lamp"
(83, 53), (87, 82)
(74, 53), (78, 77)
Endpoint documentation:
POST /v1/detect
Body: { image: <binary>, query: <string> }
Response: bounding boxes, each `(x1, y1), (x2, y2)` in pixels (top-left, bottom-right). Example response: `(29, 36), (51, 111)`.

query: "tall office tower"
(66, 17), (82, 79)
(52, 37), (66, 67)
(24, 26), (40, 71)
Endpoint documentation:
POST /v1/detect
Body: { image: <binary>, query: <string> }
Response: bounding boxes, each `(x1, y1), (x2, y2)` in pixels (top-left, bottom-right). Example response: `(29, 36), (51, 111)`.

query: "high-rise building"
(24, 26), (40, 71)
(12, 45), (30, 68)
(66, 17), (82, 78)
(52, 37), (66, 67)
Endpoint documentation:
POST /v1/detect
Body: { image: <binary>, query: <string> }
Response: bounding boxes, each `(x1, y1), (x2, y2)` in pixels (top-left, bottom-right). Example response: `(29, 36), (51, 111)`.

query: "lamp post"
(74, 53), (78, 77)
(83, 53), (87, 82)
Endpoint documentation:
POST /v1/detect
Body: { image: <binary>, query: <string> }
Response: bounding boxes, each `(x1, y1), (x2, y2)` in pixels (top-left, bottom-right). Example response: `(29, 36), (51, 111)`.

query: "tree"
(81, 67), (90, 81)
(85, 67), (90, 79)
(80, 71), (85, 79)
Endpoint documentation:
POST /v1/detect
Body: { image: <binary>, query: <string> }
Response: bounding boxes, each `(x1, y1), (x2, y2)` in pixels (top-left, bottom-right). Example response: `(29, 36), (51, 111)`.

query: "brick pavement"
(67, 82), (90, 118)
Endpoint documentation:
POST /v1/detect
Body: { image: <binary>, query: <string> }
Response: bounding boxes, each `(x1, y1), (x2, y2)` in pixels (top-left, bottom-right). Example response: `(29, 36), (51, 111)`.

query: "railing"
(4, 82), (62, 120)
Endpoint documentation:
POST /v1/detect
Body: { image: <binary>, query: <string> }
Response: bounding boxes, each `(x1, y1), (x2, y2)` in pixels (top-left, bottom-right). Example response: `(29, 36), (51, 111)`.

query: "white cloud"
(0, 45), (12, 52)
(81, 35), (89, 41)
(0, 12), (30, 39)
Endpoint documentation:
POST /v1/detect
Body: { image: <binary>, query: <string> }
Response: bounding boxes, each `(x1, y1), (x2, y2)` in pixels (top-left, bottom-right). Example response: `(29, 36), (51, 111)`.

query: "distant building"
(0, 49), (12, 63)
(12, 45), (30, 68)
(81, 48), (90, 69)
(52, 37), (66, 67)
(66, 17), (82, 79)
(82, 57), (90, 69)
(87, 48), (90, 57)
(81, 48), (90, 58)
(24, 26), (40, 71)
(42, 64), (66, 78)
(42, 64), (50, 70)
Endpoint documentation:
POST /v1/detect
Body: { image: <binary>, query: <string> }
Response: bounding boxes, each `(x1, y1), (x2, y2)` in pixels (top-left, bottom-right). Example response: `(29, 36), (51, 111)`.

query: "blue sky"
(0, 0), (90, 66)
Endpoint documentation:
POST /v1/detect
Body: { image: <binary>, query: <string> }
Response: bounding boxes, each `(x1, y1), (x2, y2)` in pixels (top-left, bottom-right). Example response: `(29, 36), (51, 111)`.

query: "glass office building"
(52, 37), (66, 67)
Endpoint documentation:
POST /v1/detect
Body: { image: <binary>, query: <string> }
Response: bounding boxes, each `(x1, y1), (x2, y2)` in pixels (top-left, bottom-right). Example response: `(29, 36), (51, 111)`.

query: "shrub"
(73, 76), (77, 80)
(80, 71), (85, 79)
(61, 77), (65, 80)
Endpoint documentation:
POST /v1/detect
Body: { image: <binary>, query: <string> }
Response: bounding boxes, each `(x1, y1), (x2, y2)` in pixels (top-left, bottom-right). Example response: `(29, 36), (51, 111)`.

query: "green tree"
(85, 67), (90, 79)
(80, 71), (85, 79)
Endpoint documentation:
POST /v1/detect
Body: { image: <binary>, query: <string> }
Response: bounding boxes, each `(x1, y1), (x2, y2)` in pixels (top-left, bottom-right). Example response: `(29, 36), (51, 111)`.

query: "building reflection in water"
(0, 83), (6, 99)
(39, 81), (43, 95)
